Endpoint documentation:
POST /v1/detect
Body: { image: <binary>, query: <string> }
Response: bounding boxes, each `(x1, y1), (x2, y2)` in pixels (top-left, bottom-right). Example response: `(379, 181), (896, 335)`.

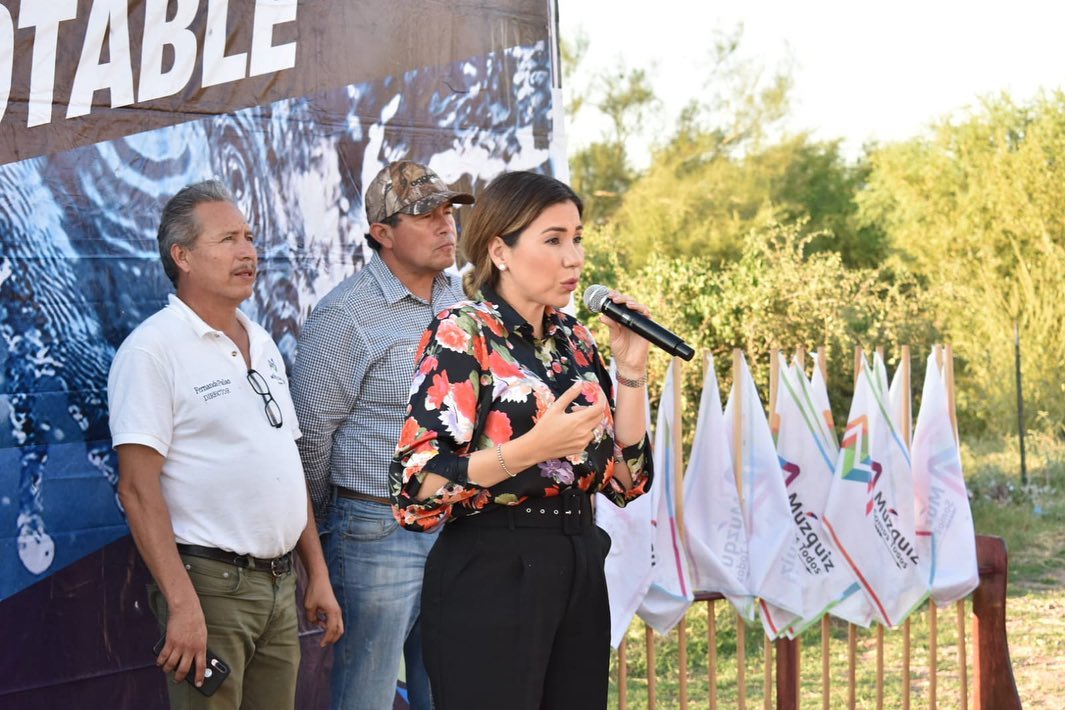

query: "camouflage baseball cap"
(364, 161), (474, 224)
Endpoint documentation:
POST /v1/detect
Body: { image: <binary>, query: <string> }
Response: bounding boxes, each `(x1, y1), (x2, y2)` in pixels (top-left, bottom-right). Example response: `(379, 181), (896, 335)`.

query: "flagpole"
(930, 346), (943, 710)
(766, 348), (779, 710)
(848, 346), (862, 709)
(732, 348), (747, 710)
(702, 351), (719, 710)
(874, 347), (885, 710)
(945, 345), (960, 448)
(817, 345), (830, 710)
(672, 357), (689, 710)
(733, 348), (746, 518)
(949, 342), (975, 706)
(769, 349), (780, 437)
(901, 345), (912, 710)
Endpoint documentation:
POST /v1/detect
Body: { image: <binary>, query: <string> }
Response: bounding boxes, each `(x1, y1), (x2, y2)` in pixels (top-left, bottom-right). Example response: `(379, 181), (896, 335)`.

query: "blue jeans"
(324, 496), (438, 710)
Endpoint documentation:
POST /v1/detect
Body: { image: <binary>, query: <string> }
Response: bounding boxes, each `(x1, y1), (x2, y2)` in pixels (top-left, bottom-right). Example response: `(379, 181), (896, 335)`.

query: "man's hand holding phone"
(153, 635), (231, 697)
(154, 606), (209, 688)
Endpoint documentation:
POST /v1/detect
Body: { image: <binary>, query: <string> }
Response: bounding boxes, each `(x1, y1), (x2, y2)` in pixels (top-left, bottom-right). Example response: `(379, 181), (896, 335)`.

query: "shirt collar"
(166, 294), (260, 345)
(480, 286), (563, 341)
(366, 253), (452, 306)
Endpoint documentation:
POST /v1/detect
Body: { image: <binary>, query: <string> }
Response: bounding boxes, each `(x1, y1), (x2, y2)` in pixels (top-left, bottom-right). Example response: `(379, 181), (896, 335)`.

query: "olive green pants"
(148, 554), (300, 710)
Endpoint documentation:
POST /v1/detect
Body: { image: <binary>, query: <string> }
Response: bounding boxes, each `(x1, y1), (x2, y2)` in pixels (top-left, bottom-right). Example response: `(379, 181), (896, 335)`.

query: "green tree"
(858, 92), (1065, 435)
(567, 65), (657, 224)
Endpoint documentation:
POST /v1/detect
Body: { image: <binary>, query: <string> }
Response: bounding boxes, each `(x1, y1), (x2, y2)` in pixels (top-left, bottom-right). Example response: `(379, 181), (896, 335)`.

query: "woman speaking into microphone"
(389, 170), (654, 709)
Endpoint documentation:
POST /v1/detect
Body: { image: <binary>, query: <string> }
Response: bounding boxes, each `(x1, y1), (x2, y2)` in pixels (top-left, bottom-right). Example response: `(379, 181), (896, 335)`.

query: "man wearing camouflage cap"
(291, 161), (473, 710)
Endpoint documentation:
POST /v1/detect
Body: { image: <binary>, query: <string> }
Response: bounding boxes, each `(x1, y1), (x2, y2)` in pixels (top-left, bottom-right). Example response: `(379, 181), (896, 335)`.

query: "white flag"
(912, 351), (979, 605)
(598, 493), (654, 647)
(725, 354), (803, 637)
(888, 357), (912, 439)
(808, 353), (876, 628)
(636, 361), (694, 634)
(822, 353), (928, 628)
(772, 353), (862, 635)
(598, 362), (655, 648)
(682, 354), (753, 617)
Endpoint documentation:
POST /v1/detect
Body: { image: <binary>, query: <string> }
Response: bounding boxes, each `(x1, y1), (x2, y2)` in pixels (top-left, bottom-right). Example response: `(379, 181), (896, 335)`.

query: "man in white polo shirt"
(108, 180), (342, 709)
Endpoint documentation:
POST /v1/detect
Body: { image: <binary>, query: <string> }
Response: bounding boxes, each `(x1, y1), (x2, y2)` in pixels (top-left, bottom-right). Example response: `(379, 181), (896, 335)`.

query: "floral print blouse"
(390, 287), (653, 532)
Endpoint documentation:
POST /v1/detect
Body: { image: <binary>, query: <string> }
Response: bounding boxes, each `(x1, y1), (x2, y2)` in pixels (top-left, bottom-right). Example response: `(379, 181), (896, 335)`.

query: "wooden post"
(903, 618), (912, 710)
(776, 636), (800, 710)
(679, 617), (689, 710)
(847, 625), (857, 709)
(764, 634), (772, 710)
(821, 616), (830, 710)
(618, 637), (628, 710)
(876, 624), (885, 710)
(930, 603), (938, 710)
(957, 601), (969, 710)
(972, 536), (1021, 710)
(709, 599), (718, 710)
(738, 614), (748, 710)
(646, 623), (656, 709)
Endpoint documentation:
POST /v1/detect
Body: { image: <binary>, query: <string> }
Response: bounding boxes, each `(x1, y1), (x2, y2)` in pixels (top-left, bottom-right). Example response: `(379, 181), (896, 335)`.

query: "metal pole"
(1013, 321), (1027, 486)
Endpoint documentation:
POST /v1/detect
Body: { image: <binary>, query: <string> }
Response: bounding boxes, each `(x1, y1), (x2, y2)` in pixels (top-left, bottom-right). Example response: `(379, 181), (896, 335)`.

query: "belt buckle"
(270, 554), (291, 578)
(562, 489), (581, 535)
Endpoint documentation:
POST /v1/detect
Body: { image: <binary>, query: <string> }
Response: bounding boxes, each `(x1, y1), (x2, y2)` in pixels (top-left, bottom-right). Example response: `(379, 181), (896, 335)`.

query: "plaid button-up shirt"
(291, 255), (464, 516)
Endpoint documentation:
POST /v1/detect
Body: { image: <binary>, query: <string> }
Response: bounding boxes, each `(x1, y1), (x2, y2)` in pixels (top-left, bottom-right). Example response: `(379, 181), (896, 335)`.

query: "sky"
(556, 0), (1065, 165)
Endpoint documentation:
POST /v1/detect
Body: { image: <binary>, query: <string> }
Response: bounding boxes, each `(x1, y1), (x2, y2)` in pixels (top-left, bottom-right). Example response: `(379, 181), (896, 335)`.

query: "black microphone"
(582, 284), (695, 361)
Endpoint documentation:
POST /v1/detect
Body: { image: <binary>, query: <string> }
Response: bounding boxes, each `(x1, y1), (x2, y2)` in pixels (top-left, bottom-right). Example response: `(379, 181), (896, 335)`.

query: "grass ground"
(608, 432), (1065, 708)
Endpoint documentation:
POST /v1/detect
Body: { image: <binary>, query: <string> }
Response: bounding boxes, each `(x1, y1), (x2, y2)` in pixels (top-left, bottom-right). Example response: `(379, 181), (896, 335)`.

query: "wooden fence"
(614, 534), (1020, 709)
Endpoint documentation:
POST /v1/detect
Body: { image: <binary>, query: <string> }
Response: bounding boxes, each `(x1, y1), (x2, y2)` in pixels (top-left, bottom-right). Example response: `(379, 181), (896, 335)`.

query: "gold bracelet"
(496, 443), (516, 477)
(616, 371), (647, 388)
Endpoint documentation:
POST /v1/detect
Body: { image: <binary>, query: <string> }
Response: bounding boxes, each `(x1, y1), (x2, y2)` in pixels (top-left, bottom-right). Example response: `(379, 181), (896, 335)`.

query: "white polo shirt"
(108, 295), (306, 558)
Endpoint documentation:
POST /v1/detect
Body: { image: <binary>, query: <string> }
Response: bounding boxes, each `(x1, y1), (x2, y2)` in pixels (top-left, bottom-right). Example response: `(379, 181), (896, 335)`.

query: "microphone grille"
(582, 284), (610, 312)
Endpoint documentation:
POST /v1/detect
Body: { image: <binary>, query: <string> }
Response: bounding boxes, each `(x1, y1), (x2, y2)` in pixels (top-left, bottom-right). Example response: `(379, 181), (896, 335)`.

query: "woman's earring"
(496, 263), (507, 271)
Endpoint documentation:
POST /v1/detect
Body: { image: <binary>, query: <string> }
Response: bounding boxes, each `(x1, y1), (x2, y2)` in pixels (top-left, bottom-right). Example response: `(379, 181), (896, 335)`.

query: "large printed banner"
(0, 0), (558, 705)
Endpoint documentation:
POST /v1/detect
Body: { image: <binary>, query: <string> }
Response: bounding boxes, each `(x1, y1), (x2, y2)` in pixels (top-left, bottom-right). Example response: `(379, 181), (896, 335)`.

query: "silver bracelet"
(496, 443), (516, 477)
(616, 371), (647, 388)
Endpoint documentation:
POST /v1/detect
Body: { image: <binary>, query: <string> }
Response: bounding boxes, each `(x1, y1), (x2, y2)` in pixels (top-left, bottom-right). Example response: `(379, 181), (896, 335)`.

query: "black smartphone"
(152, 636), (231, 697)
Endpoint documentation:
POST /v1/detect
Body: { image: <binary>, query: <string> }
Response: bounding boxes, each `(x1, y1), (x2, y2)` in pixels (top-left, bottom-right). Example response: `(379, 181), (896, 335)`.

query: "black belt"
(457, 488), (593, 536)
(177, 544), (294, 577)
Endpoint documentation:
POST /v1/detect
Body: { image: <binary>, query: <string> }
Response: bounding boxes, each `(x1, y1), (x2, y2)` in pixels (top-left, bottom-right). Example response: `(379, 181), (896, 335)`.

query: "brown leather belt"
(336, 487), (391, 506)
(177, 543), (294, 577)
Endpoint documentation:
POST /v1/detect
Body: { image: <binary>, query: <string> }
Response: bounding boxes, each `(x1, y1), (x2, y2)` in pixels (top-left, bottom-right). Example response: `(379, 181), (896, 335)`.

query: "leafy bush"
(580, 221), (936, 444)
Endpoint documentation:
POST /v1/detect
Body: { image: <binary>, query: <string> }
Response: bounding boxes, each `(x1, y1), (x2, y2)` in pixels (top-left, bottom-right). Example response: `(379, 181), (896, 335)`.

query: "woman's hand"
(526, 381), (607, 460)
(598, 290), (651, 379)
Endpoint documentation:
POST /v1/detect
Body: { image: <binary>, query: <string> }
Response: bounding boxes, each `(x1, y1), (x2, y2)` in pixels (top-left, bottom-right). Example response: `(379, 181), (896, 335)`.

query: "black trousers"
(420, 490), (612, 710)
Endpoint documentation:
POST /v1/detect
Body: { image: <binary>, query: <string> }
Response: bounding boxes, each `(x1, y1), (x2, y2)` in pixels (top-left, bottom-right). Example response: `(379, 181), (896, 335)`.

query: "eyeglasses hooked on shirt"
(246, 369), (283, 428)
